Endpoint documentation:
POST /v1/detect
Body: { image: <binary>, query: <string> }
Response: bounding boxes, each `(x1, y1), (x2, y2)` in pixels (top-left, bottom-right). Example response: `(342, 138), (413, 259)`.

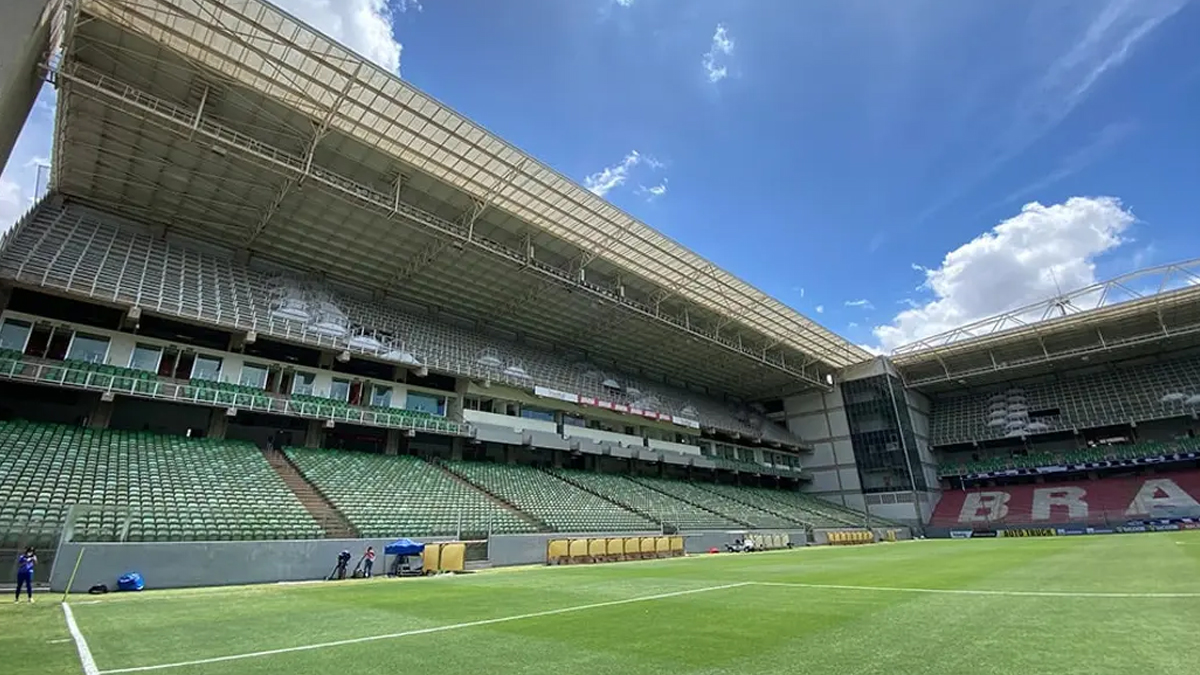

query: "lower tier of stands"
(282, 449), (538, 537)
(930, 470), (1200, 527)
(0, 420), (321, 546)
(1, 421), (883, 546)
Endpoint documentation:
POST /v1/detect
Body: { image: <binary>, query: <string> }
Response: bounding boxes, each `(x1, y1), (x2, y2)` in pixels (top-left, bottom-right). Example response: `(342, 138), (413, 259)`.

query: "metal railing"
(0, 357), (464, 436)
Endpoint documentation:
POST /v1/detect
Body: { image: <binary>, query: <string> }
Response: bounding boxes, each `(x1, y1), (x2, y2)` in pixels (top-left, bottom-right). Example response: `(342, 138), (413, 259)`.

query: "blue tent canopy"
(385, 538), (425, 556)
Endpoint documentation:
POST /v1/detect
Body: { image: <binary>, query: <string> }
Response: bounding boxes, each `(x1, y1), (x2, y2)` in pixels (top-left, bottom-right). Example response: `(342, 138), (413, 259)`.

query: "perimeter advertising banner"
(997, 528), (1056, 538)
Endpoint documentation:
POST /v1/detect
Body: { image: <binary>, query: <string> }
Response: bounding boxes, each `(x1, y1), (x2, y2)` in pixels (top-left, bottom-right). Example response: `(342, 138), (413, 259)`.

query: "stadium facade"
(3, 0), (1200, 572)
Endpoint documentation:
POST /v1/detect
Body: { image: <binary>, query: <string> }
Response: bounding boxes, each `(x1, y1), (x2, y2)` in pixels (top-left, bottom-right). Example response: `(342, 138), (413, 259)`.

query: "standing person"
(14, 547), (35, 603)
(362, 546), (375, 578)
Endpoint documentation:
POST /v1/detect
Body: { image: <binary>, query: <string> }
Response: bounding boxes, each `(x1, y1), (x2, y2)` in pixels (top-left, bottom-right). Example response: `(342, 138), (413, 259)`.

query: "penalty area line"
(752, 581), (1200, 598)
(63, 603), (101, 675)
(97, 581), (752, 674)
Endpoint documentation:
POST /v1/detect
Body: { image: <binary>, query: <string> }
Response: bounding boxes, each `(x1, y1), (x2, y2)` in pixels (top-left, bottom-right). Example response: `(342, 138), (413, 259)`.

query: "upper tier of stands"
(930, 470), (1200, 527)
(0, 349), (462, 435)
(938, 438), (1200, 477)
(0, 202), (799, 445)
(442, 461), (657, 533)
(283, 449), (538, 537)
(0, 421), (321, 546)
(928, 356), (1200, 446)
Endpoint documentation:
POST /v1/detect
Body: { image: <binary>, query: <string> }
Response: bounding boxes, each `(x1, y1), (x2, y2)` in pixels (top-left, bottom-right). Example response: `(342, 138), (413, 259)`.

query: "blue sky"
(3, 0), (1199, 353)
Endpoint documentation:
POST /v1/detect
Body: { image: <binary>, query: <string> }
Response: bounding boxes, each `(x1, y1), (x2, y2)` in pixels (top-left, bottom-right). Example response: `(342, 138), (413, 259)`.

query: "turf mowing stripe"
(63, 603), (101, 675)
(753, 581), (1200, 598)
(96, 582), (753, 674)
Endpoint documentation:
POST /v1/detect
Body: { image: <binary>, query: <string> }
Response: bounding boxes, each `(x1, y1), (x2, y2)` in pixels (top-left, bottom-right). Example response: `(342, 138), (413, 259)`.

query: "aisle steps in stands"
(545, 468), (663, 527)
(629, 477), (755, 528)
(692, 483), (812, 527)
(262, 449), (358, 538)
(432, 461), (552, 532)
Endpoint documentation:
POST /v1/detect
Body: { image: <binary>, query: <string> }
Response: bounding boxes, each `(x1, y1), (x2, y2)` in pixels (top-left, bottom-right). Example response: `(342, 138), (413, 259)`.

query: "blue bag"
(117, 572), (145, 592)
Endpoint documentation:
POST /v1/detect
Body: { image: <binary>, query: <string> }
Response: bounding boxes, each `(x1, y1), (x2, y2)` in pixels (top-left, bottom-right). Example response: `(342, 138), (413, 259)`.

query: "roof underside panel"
(63, 0), (866, 374)
(41, 1), (839, 399)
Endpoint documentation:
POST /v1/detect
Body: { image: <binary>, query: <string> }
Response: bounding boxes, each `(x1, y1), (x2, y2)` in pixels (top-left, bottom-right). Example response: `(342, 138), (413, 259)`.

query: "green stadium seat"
(0, 420), (324, 546)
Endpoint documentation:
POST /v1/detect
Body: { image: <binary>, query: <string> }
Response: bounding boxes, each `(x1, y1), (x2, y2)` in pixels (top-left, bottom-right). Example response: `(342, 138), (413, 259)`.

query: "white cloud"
(815, 305), (824, 314)
(614, 0), (635, 6)
(702, 23), (735, 83)
(638, 179), (668, 200)
(847, 322), (859, 329)
(844, 299), (874, 310)
(584, 150), (662, 197)
(0, 85), (56, 237)
(873, 196), (1136, 351)
(857, 343), (886, 357)
(274, 0), (404, 74)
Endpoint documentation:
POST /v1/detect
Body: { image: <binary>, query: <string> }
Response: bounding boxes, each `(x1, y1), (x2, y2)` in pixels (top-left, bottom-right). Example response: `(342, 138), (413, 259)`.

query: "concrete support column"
(504, 444), (515, 464)
(88, 398), (114, 429)
(448, 378), (468, 423)
(385, 429), (400, 456)
(304, 419), (324, 448)
(207, 409), (228, 440)
(552, 451), (563, 469)
(450, 436), (464, 461)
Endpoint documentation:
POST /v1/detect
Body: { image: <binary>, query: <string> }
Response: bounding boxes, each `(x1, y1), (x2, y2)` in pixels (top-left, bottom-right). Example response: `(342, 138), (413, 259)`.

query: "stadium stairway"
(693, 483), (817, 528)
(262, 449), (358, 538)
(627, 477), (756, 528)
(431, 460), (552, 532)
(544, 468), (664, 528)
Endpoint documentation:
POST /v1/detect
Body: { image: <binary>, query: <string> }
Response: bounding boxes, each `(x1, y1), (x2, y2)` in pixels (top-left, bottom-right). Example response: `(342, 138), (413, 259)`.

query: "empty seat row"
(444, 461), (657, 533)
(284, 448), (537, 537)
(0, 420), (322, 547)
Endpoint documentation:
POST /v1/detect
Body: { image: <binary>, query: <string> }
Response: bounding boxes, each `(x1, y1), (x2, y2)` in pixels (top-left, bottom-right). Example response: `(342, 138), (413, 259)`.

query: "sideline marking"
(752, 581), (1200, 598)
(63, 603), (101, 675)
(97, 582), (752, 674)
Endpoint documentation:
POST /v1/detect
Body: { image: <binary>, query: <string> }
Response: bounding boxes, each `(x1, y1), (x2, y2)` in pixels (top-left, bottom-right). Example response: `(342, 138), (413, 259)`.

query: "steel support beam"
(484, 278), (558, 324)
(54, 64), (827, 390)
(385, 237), (457, 289)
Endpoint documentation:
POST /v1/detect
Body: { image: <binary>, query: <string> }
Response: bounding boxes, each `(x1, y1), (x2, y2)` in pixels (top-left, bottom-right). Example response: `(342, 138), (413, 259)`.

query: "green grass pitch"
(9, 533), (1200, 674)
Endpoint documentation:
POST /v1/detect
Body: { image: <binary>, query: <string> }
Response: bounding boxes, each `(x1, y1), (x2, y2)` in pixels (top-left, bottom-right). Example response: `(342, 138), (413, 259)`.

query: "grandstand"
(4, 0), (1200, 595)
(0, 0), (897, 575)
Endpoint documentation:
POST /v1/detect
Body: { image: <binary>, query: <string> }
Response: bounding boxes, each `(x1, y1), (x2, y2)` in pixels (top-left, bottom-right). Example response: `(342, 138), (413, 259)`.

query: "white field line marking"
(97, 582), (752, 674)
(753, 581), (1200, 598)
(63, 603), (101, 675)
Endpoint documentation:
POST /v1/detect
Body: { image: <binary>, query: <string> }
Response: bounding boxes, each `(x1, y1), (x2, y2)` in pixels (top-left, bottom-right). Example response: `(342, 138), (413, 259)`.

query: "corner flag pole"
(61, 547), (86, 603)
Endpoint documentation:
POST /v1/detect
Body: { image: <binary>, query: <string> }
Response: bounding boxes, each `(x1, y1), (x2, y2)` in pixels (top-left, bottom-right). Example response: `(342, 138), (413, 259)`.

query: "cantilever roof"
(71, 0), (866, 373)
(891, 258), (1200, 389)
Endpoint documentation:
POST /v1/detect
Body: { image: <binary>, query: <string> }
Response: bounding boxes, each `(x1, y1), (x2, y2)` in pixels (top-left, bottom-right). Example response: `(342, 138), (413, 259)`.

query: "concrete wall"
(49, 530), (812, 592)
(785, 384), (861, 507)
(49, 537), (413, 593)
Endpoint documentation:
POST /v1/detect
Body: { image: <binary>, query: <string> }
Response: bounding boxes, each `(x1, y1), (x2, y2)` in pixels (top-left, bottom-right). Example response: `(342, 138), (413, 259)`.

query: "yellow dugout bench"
(547, 535), (684, 565)
(422, 541), (467, 573)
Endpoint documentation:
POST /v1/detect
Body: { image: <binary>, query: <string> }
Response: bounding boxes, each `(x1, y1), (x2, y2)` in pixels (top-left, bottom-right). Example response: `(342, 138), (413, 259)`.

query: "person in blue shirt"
(15, 547), (36, 603)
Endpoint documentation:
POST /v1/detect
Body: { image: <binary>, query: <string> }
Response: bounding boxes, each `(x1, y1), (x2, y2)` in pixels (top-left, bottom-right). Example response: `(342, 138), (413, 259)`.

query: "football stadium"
(3, 1), (1200, 673)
